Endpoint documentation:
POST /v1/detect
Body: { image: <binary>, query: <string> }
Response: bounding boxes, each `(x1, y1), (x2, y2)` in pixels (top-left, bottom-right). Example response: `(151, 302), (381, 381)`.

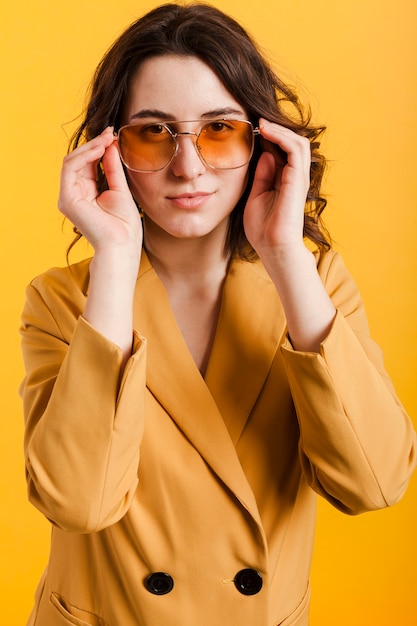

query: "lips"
(166, 191), (214, 209)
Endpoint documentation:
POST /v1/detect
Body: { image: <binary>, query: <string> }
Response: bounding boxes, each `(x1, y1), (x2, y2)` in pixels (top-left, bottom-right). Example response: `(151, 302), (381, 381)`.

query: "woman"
(19, 3), (416, 625)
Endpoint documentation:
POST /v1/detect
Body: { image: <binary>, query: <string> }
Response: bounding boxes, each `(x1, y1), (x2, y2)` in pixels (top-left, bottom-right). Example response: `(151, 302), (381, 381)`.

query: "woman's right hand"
(59, 127), (142, 363)
(58, 127), (143, 254)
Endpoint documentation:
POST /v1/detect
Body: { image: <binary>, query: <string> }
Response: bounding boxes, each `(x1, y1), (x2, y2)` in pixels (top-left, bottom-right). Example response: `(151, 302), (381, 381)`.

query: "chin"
(144, 214), (229, 242)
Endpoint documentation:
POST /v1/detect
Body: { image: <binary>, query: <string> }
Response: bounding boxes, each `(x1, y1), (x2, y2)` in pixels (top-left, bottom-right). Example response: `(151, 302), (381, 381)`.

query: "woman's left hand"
(243, 119), (311, 258)
(244, 119), (336, 352)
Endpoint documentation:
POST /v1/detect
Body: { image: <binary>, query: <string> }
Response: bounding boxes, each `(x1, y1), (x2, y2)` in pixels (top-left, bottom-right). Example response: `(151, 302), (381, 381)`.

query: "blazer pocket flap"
(50, 593), (108, 626)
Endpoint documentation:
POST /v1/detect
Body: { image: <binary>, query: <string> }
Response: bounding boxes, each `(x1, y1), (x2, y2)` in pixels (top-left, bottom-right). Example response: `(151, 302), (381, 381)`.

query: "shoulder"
(29, 258), (92, 300)
(235, 247), (351, 289)
(244, 247), (365, 321)
(314, 246), (347, 278)
(23, 259), (92, 335)
(314, 248), (363, 305)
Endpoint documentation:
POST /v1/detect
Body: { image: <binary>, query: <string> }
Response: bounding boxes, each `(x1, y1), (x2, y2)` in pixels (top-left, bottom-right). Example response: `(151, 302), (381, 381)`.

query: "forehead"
(124, 55), (245, 121)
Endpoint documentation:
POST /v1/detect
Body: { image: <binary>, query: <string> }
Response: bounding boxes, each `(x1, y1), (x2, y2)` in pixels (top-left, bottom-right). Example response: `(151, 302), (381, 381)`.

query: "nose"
(170, 133), (207, 179)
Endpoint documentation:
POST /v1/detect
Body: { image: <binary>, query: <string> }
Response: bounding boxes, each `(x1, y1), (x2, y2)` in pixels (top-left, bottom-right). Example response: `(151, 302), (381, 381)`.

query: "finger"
(59, 130), (112, 189)
(259, 119), (311, 170)
(64, 127), (114, 164)
(61, 128), (115, 187)
(58, 129), (115, 206)
(101, 140), (130, 193)
(249, 151), (277, 200)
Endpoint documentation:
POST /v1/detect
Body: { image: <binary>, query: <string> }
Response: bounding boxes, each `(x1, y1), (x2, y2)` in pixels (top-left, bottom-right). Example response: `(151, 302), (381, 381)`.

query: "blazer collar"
(133, 252), (286, 525)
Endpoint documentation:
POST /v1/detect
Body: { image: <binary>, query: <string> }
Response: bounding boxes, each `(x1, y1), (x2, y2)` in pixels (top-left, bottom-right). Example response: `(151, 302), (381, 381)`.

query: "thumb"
(248, 151), (277, 202)
(101, 140), (130, 193)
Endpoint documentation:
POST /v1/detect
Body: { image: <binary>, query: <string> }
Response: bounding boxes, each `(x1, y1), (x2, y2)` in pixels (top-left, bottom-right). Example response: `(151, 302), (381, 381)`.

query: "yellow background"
(1, 1), (416, 624)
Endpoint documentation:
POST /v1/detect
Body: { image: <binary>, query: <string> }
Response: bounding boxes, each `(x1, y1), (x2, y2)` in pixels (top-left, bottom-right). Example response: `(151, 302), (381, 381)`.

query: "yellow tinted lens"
(119, 124), (176, 171)
(198, 120), (253, 169)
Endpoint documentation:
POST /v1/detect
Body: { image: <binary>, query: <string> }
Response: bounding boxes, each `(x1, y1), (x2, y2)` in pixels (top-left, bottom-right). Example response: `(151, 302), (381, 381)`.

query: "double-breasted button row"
(233, 568), (263, 595)
(145, 572), (174, 595)
(145, 568), (262, 596)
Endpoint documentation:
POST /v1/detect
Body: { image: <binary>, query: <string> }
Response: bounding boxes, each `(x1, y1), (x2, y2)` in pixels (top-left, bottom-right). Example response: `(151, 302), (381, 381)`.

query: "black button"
(234, 568), (263, 595)
(145, 572), (174, 595)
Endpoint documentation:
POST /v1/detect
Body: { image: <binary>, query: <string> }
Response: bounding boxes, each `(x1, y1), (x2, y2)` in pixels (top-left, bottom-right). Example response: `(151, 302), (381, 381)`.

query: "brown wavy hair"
(69, 2), (330, 259)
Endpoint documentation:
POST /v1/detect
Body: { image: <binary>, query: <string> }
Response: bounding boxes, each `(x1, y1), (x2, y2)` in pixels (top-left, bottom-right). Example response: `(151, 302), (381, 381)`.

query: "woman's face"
(121, 55), (251, 245)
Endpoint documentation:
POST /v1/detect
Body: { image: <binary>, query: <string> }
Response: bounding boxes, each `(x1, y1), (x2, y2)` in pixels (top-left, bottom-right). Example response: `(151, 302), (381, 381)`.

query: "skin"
(58, 55), (336, 374)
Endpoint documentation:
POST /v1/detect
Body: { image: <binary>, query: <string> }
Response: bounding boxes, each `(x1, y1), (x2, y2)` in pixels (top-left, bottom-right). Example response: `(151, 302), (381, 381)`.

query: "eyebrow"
(129, 107), (245, 122)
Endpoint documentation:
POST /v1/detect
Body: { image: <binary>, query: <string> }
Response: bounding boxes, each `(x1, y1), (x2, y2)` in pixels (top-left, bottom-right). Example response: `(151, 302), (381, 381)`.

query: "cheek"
(229, 167), (250, 203)
(125, 172), (157, 209)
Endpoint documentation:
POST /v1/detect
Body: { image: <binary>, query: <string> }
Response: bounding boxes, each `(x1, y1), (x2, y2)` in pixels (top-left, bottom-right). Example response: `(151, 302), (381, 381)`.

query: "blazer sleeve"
(19, 269), (147, 533)
(280, 250), (416, 514)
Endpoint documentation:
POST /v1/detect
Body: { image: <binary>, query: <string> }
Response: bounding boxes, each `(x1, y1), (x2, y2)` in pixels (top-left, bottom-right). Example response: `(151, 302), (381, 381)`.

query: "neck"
(142, 216), (231, 376)
(143, 217), (230, 284)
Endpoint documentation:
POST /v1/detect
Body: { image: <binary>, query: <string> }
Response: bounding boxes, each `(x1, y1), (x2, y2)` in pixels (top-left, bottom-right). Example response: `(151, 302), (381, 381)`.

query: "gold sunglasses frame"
(115, 118), (260, 173)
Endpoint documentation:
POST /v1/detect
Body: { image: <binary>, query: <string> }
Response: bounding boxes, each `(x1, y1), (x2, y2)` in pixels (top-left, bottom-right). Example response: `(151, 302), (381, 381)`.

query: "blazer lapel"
(133, 253), (285, 526)
(205, 258), (286, 444)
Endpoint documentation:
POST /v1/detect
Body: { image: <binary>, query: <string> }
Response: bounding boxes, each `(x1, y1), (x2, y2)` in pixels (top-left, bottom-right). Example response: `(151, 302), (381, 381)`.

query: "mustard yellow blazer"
(20, 249), (416, 626)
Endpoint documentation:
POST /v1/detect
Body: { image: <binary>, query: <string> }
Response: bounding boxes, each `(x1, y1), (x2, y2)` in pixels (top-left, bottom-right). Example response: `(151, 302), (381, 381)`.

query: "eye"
(144, 123), (168, 134)
(202, 120), (237, 142)
(205, 120), (235, 133)
(136, 123), (172, 144)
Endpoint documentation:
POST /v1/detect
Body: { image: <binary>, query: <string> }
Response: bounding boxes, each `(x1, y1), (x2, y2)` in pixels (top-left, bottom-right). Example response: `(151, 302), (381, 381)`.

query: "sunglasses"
(116, 119), (260, 173)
